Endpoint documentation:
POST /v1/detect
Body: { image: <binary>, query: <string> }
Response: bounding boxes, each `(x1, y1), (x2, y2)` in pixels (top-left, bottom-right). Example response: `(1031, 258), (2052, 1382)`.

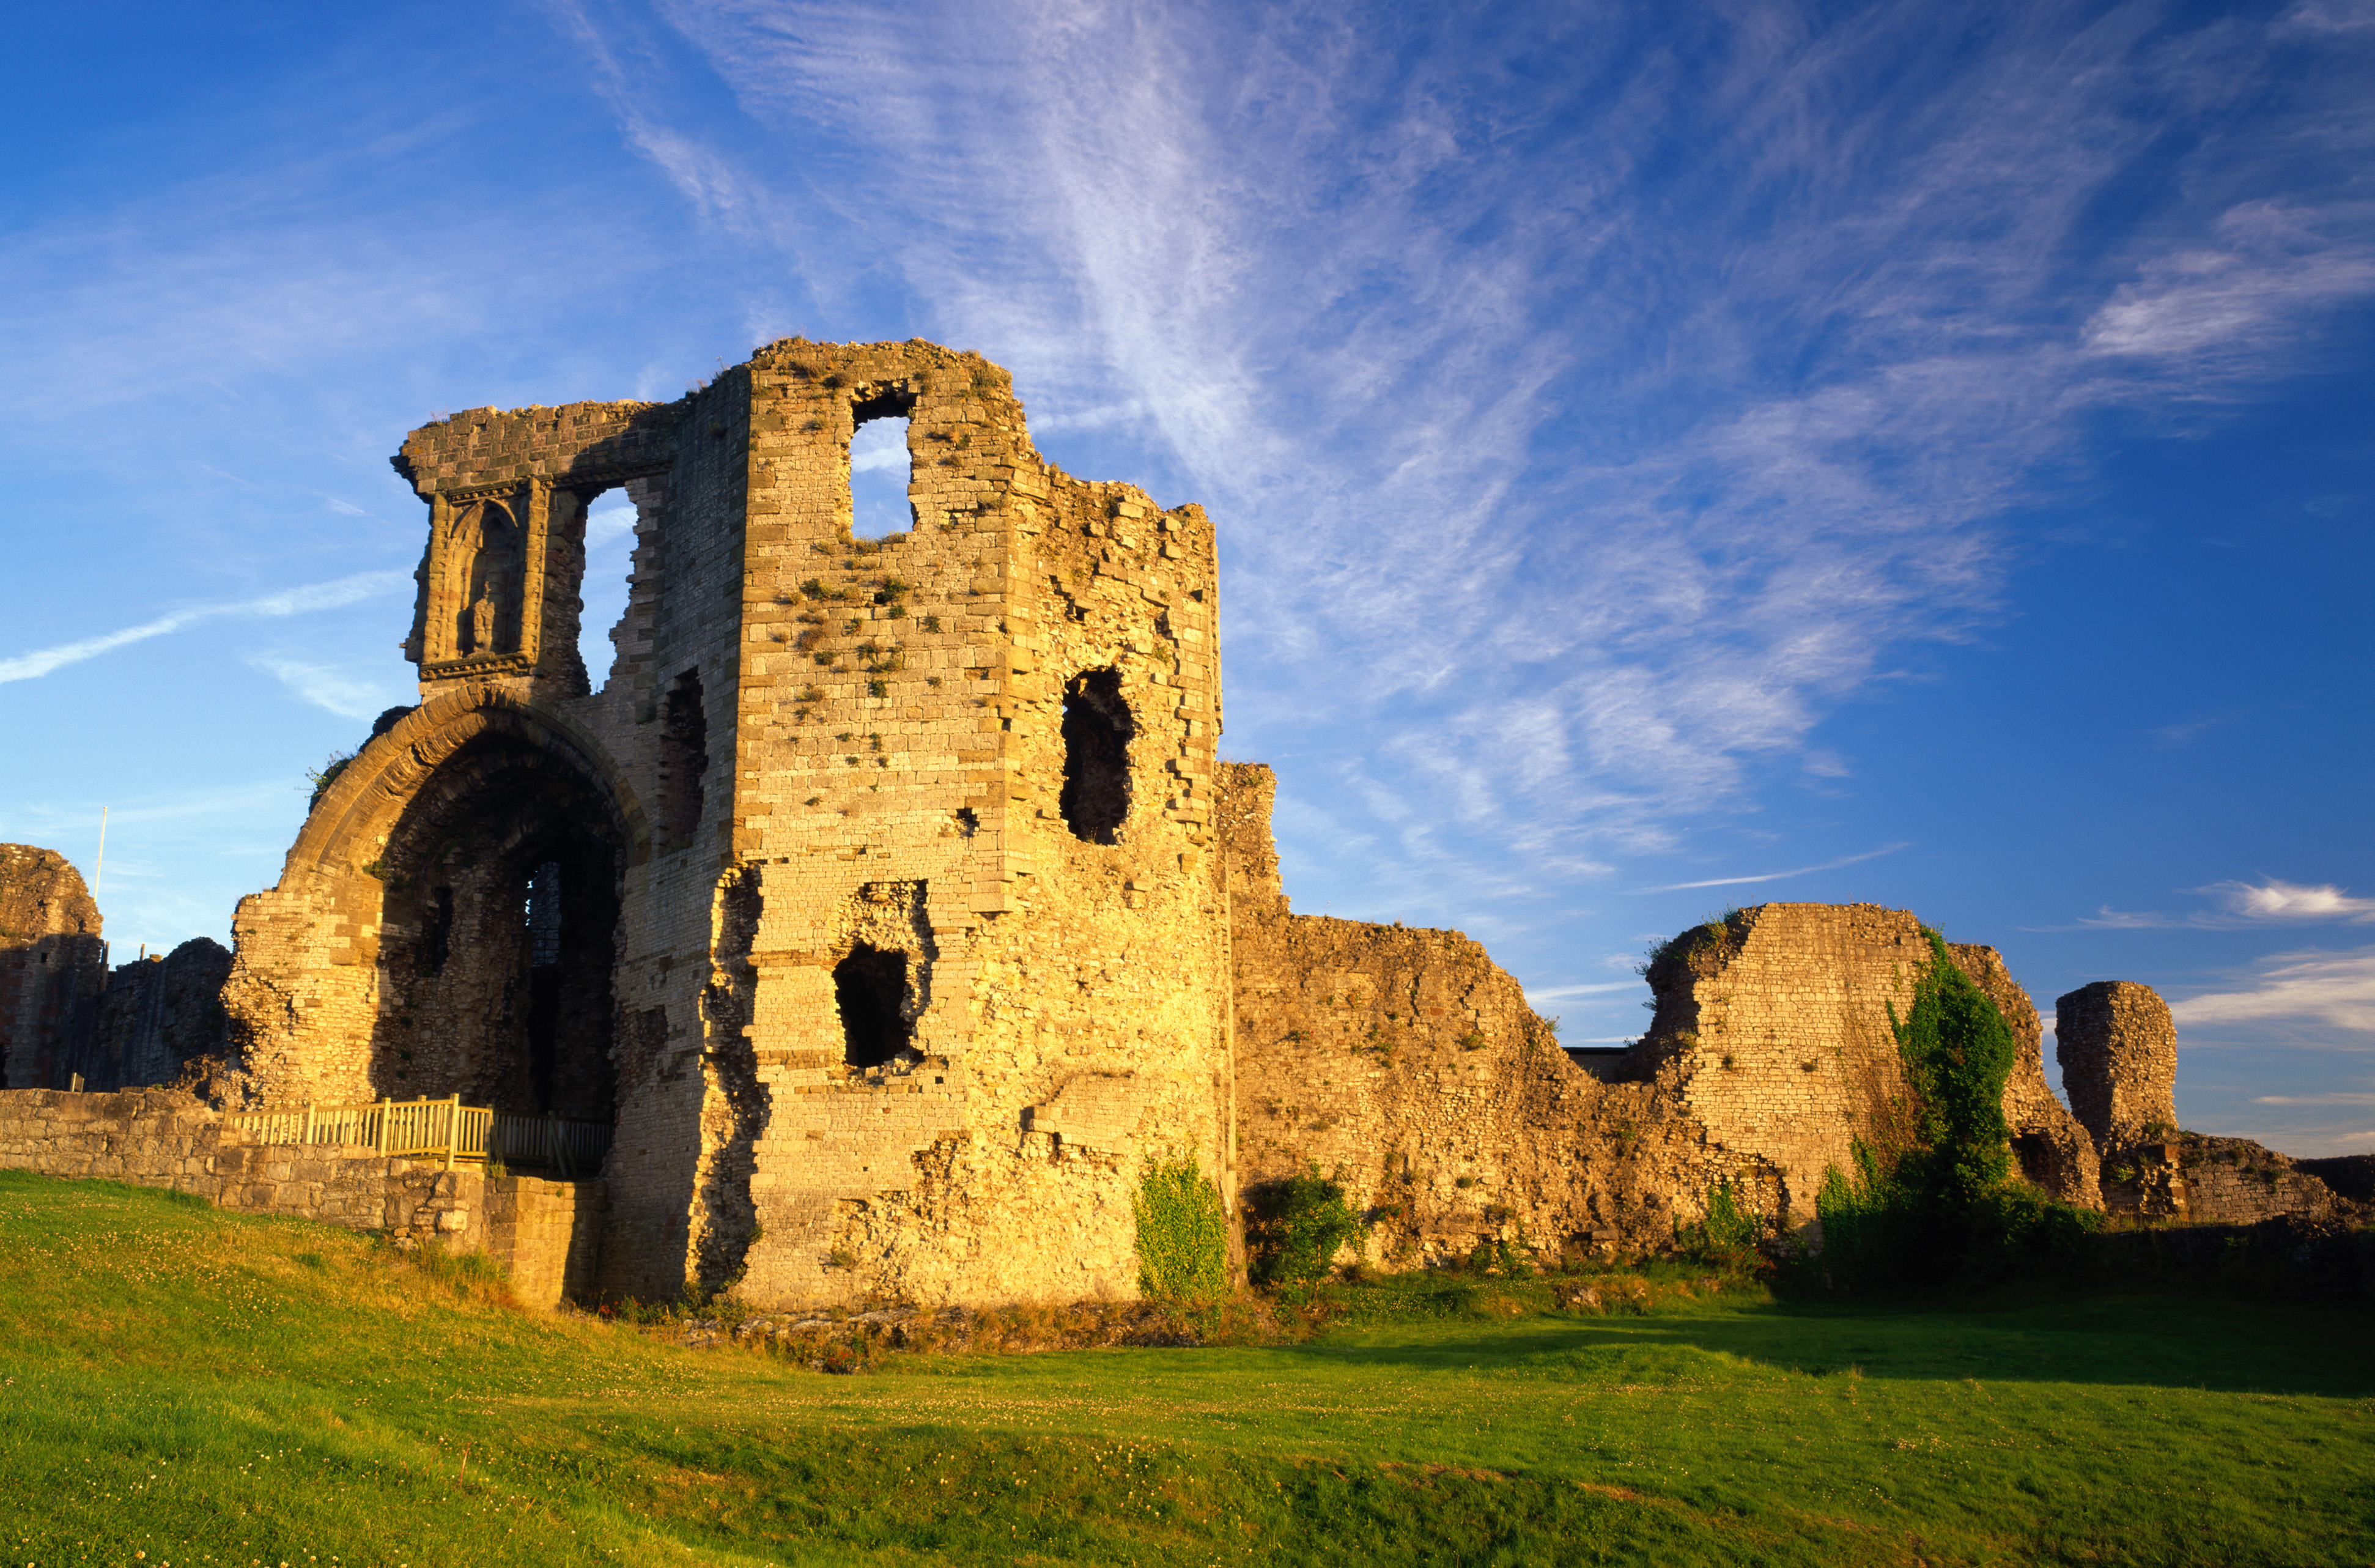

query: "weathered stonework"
(0, 1087), (603, 1307)
(0, 845), (106, 1091)
(2102, 1133), (2366, 1227)
(18, 342), (2347, 1291)
(221, 341), (1232, 1309)
(1216, 830), (2113, 1260)
(1629, 903), (2102, 1213)
(76, 938), (232, 1095)
(2054, 980), (2179, 1156)
(1940, 943), (2102, 1208)
(1218, 762), (1757, 1262)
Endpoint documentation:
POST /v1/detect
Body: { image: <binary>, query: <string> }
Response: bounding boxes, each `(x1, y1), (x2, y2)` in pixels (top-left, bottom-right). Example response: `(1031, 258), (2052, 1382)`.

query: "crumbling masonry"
(218, 341), (1232, 1306)
(2, 339), (2358, 1298)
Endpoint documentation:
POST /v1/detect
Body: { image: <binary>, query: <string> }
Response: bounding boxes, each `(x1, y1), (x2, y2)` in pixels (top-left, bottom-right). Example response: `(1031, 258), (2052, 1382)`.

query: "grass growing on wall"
(4, 1170), (2374, 1566)
(1817, 931), (2099, 1287)
(1131, 1155), (1229, 1302)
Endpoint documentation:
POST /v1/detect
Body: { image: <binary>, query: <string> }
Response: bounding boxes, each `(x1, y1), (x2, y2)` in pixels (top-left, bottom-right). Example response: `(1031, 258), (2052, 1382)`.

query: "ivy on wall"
(1132, 1156), (1230, 1303)
(1817, 931), (2096, 1287)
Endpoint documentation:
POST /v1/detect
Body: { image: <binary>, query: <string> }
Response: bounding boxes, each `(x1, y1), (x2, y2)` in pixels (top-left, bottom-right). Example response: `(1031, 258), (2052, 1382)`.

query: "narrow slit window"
(849, 415), (913, 539)
(658, 670), (707, 851)
(1059, 668), (1133, 845)
(418, 886), (454, 977)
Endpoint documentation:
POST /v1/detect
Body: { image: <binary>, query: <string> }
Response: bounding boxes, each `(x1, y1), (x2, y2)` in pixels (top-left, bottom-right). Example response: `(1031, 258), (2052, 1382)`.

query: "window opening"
(418, 886), (454, 977)
(525, 860), (563, 966)
(1058, 668), (1133, 845)
(578, 489), (637, 690)
(658, 670), (707, 851)
(849, 416), (913, 539)
(834, 943), (912, 1068)
(524, 860), (564, 1111)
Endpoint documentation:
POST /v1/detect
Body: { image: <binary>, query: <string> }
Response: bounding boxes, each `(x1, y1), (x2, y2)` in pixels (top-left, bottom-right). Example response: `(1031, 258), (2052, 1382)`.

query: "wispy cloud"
(1634, 843), (1912, 894)
(245, 654), (405, 722)
(561, 0), (2375, 873)
(2056, 877), (2375, 931)
(2171, 947), (2375, 1034)
(2206, 879), (2375, 924)
(1526, 982), (1644, 1001)
(2081, 201), (2375, 368)
(2251, 1092), (2375, 1105)
(0, 572), (408, 686)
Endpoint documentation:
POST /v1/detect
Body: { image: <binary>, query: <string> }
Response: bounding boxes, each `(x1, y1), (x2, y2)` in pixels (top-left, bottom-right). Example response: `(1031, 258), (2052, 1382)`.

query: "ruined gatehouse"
(220, 340), (1233, 1306)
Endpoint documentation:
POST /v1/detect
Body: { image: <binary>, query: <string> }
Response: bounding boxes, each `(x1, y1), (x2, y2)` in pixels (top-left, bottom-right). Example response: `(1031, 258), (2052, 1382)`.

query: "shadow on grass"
(1276, 1292), (2375, 1397)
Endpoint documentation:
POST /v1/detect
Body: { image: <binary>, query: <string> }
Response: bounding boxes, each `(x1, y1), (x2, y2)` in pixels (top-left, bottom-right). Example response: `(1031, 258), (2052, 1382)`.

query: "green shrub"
(1132, 1157), (1229, 1303)
(304, 750), (355, 808)
(1814, 932), (2100, 1289)
(1245, 1163), (1362, 1292)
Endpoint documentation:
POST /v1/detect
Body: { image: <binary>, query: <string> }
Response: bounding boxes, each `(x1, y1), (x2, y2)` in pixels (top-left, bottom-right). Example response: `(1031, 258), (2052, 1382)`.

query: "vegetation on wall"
(1675, 1178), (1765, 1271)
(1132, 1156), (1230, 1303)
(1815, 931), (2097, 1286)
(1244, 1163), (1363, 1292)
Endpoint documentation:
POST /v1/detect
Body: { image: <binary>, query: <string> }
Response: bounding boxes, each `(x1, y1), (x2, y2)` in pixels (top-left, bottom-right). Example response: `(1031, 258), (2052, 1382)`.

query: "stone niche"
(221, 341), (1233, 1309)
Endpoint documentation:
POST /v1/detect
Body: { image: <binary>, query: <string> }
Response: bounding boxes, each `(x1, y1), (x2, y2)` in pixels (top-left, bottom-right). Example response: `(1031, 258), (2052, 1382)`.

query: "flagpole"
(94, 805), (107, 898)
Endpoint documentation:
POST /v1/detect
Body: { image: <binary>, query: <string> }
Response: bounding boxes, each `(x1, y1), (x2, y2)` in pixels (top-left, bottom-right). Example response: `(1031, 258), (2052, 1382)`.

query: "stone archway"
(368, 727), (625, 1119)
(226, 687), (648, 1124)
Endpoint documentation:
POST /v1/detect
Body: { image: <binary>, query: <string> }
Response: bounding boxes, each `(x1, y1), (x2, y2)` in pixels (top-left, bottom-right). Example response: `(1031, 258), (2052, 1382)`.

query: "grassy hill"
(2, 1170), (2371, 1566)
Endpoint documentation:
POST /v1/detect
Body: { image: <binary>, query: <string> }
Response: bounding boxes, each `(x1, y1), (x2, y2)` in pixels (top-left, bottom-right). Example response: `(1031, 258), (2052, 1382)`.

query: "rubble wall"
(0, 1089), (604, 1307)
(2103, 1134), (2363, 1227)
(76, 937), (232, 1093)
(0, 845), (106, 1091)
(1217, 764), (1753, 1261)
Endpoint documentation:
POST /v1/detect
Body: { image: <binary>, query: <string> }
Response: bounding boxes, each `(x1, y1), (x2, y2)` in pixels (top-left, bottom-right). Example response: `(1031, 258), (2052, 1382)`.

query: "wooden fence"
(226, 1095), (611, 1175)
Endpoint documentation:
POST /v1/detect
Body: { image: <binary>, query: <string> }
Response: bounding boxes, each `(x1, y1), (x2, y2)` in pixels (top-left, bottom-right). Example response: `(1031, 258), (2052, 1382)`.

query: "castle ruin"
(1, 339), (2361, 1298)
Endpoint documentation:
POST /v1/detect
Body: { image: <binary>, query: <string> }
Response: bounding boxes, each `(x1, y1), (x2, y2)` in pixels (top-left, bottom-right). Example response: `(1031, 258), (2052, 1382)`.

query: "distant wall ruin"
(0, 846), (105, 1092)
(73, 937), (233, 1096)
(1218, 774), (2116, 1257)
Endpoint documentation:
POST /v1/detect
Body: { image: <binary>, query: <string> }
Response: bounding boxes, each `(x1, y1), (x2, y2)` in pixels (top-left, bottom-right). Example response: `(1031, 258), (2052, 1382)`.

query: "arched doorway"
(368, 724), (626, 1125)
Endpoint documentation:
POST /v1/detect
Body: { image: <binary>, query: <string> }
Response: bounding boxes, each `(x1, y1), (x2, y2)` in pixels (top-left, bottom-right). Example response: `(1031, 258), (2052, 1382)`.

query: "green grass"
(2, 1172), (2371, 1566)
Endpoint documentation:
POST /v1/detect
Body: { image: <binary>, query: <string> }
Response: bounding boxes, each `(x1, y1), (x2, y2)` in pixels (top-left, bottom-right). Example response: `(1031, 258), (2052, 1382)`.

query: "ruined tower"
(222, 341), (1233, 1307)
(2055, 980), (2179, 1156)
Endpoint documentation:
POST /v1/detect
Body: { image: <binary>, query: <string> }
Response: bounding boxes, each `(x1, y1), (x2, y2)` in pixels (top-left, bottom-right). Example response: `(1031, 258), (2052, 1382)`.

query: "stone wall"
(1219, 763), (1759, 1262)
(73, 938), (232, 1094)
(0, 1087), (602, 1308)
(2054, 980), (2179, 1156)
(1217, 775), (2113, 1257)
(2104, 1133), (2365, 1227)
(220, 341), (1232, 1311)
(1940, 944), (2100, 1206)
(1630, 903), (2100, 1213)
(0, 845), (106, 1092)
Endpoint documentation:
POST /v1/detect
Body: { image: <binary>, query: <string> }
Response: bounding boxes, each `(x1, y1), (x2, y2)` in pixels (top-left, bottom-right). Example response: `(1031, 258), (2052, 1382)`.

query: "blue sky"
(2, 0), (2368, 1152)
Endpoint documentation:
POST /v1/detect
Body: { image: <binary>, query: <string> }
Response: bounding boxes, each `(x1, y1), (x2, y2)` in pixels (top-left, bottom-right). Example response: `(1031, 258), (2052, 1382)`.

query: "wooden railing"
(227, 1096), (611, 1176)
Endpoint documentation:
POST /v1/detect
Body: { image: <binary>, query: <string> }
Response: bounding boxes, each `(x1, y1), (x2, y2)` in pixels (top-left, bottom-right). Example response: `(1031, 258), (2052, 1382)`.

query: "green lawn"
(2, 1170), (2370, 1567)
